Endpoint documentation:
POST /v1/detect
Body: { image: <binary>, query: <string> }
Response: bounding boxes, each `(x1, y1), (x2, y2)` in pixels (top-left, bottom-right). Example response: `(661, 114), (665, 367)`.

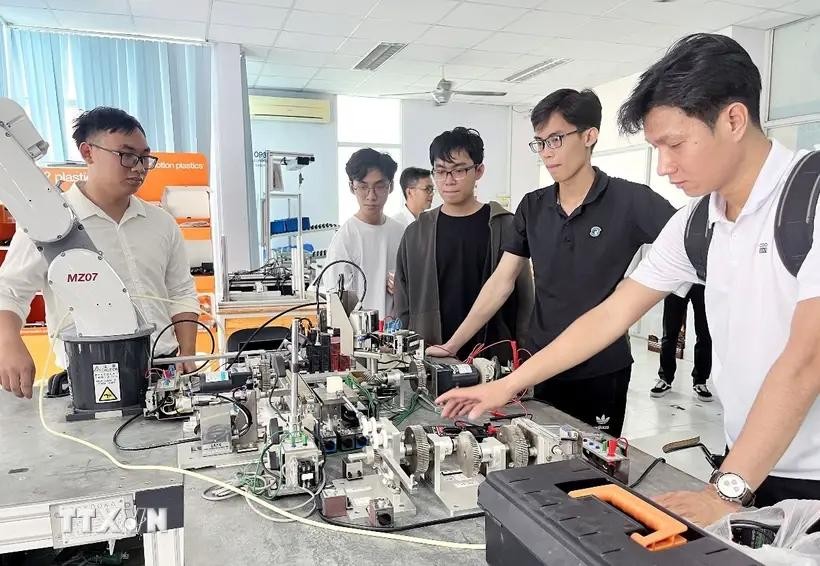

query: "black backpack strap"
(684, 196), (714, 282)
(775, 150), (820, 277)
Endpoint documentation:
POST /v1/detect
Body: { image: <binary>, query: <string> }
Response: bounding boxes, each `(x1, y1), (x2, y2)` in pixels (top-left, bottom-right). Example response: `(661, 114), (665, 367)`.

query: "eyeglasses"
(432, 164), (478, 181)
(89, 143), (159, 170)
(411, 184), (435, 195)
(351, 181), (391, 195)
(529, 130), (579, 153)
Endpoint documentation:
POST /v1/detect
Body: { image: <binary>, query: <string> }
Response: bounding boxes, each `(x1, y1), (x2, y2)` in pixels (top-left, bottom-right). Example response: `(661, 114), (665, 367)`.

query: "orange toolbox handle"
(568, 484), (688, 551)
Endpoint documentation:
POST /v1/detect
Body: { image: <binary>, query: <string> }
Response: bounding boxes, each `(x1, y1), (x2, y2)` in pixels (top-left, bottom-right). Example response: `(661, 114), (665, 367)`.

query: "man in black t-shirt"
(428, 90), (675, 436)
(394, 127), (533, 362)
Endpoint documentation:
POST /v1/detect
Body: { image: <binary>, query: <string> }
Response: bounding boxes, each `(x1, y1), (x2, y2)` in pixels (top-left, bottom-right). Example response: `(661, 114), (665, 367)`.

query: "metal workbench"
(0, 392), (185, 565)
(0, 392), (707, 566)
(184, 401), (706, 566)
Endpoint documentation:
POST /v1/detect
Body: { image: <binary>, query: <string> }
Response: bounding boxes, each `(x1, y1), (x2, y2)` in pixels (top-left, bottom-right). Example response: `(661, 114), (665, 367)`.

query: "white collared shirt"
(392, 204), (417, 229)
(0, 184), (199, 366)
(631, 139), (820, 479)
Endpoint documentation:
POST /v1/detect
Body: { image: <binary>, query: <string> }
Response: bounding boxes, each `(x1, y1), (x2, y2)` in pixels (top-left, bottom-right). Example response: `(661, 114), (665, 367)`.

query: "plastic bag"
(707, 499), (820, 565)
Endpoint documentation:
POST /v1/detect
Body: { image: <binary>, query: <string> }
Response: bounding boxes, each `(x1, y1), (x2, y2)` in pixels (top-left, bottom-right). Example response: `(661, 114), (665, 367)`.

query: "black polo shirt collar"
(546, 167), (610, 214)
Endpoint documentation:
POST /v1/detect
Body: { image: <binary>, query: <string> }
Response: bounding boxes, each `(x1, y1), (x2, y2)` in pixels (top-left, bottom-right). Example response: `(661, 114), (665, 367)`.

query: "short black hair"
(429, 127), (484, 166)
(618, 33), (762, 135)
(345, 148), (398, 184)
(72, 107), (146, 148)
(530, 88), (602, 134)
(399, 167), (431, 198)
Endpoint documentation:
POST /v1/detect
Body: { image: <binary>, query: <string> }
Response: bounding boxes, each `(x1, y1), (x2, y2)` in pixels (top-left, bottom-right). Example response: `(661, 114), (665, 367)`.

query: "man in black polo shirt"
(428, 89), (675, 436)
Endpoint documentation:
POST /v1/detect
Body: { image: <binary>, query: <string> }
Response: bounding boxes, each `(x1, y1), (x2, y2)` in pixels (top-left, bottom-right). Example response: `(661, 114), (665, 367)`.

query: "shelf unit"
(256, 151), (314, 302)
(270, 226), (338, 239)
(264, 191), (306, 300)
(162, 185), (215, 316)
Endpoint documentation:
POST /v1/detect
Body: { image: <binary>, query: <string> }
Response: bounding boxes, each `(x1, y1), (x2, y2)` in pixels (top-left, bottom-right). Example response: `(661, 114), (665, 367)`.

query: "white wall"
(722, 26), (768, 96)
(509, 109), (541, 210)
(211, 42), (252, 274)
(250, 92), (338, 256)
(401, 100), (513, 207)
(594, 72), (645, 153)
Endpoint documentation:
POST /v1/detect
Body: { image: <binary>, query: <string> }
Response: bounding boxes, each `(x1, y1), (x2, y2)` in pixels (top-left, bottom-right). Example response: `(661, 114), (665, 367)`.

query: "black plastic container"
(62, 327), (153, 421)
(479, 459), (762, 566)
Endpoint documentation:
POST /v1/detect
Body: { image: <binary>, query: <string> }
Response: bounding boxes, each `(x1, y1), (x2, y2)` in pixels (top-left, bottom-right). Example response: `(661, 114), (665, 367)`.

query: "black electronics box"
(478, 459), (761, 566)
(423, 361), (481, 396)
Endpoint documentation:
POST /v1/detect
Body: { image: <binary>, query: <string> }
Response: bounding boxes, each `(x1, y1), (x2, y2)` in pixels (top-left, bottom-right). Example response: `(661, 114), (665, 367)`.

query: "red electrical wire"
(472, 339), (515, 357)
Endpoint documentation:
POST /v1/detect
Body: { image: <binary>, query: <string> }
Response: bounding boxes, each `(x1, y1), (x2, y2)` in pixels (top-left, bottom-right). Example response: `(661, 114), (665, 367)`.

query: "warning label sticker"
(98, 387), (117, 402)
(93, 363), (121, 404)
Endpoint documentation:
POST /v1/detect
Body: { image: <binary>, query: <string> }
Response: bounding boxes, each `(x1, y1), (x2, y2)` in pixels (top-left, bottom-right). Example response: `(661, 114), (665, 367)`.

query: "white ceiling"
(1, 0), (818, 106)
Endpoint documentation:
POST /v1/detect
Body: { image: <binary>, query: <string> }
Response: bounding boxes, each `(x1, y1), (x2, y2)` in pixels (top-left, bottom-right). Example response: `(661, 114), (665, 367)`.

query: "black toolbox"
(478, 459), (760, 566)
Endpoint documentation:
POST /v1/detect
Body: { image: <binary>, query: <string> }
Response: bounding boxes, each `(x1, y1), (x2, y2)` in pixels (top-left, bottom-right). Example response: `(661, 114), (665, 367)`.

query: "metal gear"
(455, 431), (482, 478)
(402, 425), (430, 477)
(408, 360), (427, 392)
(496, 425), (530, 468)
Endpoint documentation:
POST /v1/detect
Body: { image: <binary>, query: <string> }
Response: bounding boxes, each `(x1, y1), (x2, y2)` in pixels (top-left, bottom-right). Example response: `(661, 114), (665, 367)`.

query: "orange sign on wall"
(41, 152), (209, 202)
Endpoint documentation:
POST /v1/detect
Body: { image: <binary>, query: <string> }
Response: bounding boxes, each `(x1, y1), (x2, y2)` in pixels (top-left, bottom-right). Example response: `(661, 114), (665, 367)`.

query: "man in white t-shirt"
(437, 34), (820, 526)
(325, 149), (404, 319)
(392, 167), (434, 228)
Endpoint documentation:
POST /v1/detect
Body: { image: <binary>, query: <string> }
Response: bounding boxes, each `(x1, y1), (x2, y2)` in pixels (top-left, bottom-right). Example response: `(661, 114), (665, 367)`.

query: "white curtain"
(5, 27), (211, 161)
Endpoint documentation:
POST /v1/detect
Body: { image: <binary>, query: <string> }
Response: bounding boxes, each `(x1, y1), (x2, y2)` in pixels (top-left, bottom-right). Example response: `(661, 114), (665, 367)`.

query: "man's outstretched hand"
(426, 344), (457, 358)
(654, 487), (740, 527)
(435, 379), (516, 420)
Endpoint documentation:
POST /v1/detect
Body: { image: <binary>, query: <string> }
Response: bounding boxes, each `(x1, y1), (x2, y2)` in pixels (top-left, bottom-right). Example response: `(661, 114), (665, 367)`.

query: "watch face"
(717, 473), (747, 499)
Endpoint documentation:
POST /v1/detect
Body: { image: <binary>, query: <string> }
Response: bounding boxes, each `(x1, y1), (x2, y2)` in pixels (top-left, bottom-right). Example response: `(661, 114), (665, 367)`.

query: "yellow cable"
(36, 306), (485, 551)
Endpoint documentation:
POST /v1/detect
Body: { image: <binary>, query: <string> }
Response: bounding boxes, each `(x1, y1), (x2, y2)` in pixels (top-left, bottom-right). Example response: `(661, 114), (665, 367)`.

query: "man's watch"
(709, 470), (755, 507)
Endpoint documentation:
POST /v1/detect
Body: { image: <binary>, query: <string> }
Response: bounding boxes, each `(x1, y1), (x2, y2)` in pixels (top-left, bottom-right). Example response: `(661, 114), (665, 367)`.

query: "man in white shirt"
(437, 34), (820, 525)
(325, 148), (404, 319)
(392, 167), (434, 228)
(0, 107), (200, 398)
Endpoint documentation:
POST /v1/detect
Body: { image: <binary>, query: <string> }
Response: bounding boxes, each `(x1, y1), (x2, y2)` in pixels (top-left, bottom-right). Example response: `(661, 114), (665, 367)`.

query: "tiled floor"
(622, 337), (726, 482)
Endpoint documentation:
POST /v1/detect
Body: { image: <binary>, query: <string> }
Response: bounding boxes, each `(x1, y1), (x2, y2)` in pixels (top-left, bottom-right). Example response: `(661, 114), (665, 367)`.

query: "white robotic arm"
(0, 98), (142, 338)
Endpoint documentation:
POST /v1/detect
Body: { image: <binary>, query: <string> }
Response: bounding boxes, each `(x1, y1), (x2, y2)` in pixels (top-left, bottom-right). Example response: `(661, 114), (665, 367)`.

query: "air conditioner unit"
(249, 95), (331, 123)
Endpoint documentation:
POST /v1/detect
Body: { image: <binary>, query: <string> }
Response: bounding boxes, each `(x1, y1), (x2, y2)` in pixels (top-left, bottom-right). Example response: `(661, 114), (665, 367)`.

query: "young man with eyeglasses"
(394, 127), (533, 362)
(0, 107), (200, 399)
(392, 167), (434, 228)
(428, 90), (675, 437)
(325, 148), (404, 319)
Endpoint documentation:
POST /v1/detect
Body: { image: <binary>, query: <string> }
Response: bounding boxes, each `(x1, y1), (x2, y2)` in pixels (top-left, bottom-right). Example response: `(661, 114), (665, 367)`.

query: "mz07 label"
(66, 272), (99, 282)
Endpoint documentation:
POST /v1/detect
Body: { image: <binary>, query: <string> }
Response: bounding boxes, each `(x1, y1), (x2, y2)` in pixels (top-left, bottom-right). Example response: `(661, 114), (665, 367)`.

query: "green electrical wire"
(392, 393), (421, 426)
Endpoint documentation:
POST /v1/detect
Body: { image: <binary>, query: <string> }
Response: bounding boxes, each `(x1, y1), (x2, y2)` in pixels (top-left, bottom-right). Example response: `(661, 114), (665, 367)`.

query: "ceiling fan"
(382, 72), (507, 105)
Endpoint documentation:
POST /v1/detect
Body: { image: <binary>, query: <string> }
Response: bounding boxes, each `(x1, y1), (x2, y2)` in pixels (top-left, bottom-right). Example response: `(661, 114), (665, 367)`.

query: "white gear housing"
(47, 249), (140, 337)
(0, 98), (73, 243)
(0, 98), (141, 338)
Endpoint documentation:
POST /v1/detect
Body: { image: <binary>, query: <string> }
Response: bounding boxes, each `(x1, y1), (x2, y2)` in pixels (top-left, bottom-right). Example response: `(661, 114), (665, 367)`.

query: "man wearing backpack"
(436, 33), (820, 526)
